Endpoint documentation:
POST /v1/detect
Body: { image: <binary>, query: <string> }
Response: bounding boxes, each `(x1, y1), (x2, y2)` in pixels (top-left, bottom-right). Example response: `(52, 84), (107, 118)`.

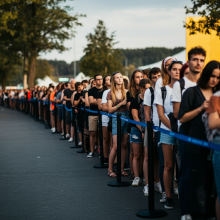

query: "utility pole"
(73, 35), (76, 78)
(125, 58), (128, 76)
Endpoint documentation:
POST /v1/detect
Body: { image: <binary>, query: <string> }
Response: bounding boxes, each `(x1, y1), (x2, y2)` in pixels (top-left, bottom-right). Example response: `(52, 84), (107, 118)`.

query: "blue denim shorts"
(112, 111), (128, 136)
(130, 126), (143, 144)
(159, 132), (176, 145)
(213, 136), (220, 202)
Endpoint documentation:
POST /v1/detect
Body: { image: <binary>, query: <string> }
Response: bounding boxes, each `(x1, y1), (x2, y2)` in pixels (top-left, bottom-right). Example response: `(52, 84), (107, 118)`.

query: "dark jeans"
(190, 154), (215, 219)
(155, 131), (165, 192)
(178, 125), (191, 216)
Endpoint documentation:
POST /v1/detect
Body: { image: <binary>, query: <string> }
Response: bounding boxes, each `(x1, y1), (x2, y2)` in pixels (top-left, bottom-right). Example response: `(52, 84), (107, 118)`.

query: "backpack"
(149, 87), (154, 118)
(167, 78), (185, 132)
(159, 86), (167, 127)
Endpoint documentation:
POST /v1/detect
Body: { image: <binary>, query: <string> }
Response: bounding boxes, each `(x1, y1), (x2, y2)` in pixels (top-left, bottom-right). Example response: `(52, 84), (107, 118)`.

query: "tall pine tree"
(80, 20), (123, 77)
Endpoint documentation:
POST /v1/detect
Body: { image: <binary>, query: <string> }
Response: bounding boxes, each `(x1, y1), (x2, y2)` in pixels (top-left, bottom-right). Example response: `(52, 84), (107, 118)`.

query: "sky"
(40, 0), (193, 64)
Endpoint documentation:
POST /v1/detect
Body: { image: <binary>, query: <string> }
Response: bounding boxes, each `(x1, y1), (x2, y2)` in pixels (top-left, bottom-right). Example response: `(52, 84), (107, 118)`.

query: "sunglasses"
(112, 71), (120, 76)
(171, 60), (183, 64)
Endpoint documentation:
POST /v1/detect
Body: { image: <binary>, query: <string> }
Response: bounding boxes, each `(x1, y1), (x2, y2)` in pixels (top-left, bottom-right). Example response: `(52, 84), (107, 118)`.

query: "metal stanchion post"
(108, 113), (130, 187)
(60, 105), (67, 140)
(53, 103), (57, 133)
(71, 107), (80, 148)
(76, 108), (85, 153)
(136, 121), (167, 218)
(94, 111), (107, 168)
(45, 101), (51, 129)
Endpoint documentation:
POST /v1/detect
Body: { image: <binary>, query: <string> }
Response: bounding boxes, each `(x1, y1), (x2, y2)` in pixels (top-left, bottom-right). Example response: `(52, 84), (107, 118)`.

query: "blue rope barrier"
(81, 107), (220, 151)
(153, 125), (220, 151)
(120, 116), (147, 127)
(64, 106), (72, 112)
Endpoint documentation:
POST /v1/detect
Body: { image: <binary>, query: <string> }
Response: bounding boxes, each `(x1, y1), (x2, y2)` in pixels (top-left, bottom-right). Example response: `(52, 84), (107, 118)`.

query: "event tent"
(138, 50), (186, 70)
(36, 76), (58, 87)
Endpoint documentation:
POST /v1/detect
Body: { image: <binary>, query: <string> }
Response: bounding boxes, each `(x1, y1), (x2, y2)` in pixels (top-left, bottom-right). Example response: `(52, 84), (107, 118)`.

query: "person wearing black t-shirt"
(74, 82), (84, 146)
(129, 79), (151, 187)
(64, 79), (75, 139)
(179, 61), (220, 219)
(87, 74), (103, 158)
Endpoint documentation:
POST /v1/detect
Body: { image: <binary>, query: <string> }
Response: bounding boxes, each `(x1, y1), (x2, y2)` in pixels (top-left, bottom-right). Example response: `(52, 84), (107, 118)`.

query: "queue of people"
(1, 46), (220, 220)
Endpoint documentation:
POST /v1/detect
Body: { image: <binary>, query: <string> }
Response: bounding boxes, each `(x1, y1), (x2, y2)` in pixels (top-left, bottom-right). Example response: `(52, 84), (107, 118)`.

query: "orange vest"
(50, 91), (55, 110)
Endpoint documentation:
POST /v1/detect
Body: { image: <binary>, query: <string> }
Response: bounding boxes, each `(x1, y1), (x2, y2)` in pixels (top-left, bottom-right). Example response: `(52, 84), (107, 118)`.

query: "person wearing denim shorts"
(107, 72), (129, 178)
(129, 79), (152, 187)
(155, 61), (182, 210)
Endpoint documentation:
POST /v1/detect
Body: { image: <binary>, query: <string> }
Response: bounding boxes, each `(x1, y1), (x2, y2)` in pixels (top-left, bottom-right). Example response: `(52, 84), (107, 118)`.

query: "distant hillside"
(47, 47), (185, 76)
(47, 60), (80, 76)
(120, 47), (185, 68)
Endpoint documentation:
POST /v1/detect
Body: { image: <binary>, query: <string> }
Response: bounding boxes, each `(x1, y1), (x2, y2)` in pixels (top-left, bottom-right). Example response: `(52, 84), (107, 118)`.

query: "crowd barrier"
(1, 96), (220, 218)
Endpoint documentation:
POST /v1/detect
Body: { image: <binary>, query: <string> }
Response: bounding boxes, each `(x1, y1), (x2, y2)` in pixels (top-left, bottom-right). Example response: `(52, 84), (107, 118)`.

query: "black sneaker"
(129, 174), (135, 182)
(164, 197), (174, 209)
(104, 158), (109, 165)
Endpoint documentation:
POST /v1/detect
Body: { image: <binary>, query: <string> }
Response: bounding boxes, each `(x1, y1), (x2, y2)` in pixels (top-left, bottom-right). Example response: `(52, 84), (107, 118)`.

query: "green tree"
(0, 0), (85, 88)
(35, 59), (54, 79)
(185, 0), (220, 36)
(79, 20), (123, 77)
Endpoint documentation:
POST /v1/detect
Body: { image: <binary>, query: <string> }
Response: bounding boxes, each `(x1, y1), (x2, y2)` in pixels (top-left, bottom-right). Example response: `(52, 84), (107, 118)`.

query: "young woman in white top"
(154, 61), (182, 210)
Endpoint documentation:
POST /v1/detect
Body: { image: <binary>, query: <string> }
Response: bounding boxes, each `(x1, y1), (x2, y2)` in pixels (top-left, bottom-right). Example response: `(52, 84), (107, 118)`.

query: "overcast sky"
(40, 0), (193, 63)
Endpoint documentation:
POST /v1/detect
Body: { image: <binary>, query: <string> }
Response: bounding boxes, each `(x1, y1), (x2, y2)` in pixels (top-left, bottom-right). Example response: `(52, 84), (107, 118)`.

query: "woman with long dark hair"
(128, 70), (143, 181)
(179, 61), (220, 219)
(97, 75), (111, 163)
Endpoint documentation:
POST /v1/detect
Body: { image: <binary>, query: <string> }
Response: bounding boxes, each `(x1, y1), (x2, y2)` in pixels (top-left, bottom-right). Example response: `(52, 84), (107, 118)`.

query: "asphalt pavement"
(0, 107), (180, 220)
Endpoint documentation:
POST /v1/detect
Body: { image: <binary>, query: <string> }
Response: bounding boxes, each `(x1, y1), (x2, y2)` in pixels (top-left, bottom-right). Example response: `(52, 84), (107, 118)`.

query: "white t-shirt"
(143, 87), (159, 127)
(154, 77), (163, 94)
(101, 89), (110, 124)
(172, 76), (197, 130)
(154, 85), (173, 131)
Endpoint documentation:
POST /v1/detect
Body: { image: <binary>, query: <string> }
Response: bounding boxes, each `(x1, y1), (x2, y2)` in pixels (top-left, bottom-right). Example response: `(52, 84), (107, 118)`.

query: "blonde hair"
(111, 72), (126, 106)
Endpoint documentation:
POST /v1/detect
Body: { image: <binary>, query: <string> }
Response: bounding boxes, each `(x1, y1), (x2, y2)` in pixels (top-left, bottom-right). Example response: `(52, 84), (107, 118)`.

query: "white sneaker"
(61, 132), (64, 136)
(66, 134), (70, 139)
(181, 215), (192, 220)
(174, 187), (179, 196)
(78, 142), (82, 146)
(68, 137), (73, 142)
(160, 192), (166, 203)
(51, 128), (55, 132)
(132, 177), (140, 186)
(143, 185), (149, 196)
(155, 182), (162, 193)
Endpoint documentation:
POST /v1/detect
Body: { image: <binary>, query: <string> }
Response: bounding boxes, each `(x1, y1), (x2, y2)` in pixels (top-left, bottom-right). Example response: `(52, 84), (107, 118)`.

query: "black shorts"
(65, 110), (71, 125)
(58, 107), (63, 121)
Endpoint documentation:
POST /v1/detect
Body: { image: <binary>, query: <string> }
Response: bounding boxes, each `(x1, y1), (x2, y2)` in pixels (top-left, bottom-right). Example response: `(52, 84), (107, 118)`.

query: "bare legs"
(132, 143), (143, 178)
(90, 131), (97, 153)
(102, 126), (110, 159)
(108, 134), (128, 173)
(162, 144), (174, 198)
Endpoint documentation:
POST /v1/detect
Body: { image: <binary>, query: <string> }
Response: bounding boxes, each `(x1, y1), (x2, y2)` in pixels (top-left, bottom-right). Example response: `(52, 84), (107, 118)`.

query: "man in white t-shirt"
(143, 68), (162, 197)
(172, 47), (206, 220)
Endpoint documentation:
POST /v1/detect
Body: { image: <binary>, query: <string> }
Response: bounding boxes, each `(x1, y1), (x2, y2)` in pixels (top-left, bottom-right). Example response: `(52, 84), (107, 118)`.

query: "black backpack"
(159, 86), (167, 127)
(167, 78), (185, 132)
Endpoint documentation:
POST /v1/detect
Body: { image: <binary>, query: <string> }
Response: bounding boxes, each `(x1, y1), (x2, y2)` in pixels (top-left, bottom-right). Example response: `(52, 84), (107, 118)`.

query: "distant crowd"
(1, 46), (220, 220)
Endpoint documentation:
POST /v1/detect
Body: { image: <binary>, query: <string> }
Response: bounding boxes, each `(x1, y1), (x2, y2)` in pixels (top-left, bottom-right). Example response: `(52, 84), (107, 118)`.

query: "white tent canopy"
(36, 76), (58, 87)
(138, 50), (186, 70)
(71, 72), (90, 82)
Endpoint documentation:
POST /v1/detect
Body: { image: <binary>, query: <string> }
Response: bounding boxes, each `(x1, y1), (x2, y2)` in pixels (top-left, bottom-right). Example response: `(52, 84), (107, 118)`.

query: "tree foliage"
(185, 0), (220, 36)
(79, 20), (123, 77)
(120, 47), (185, 68)
(0, 0), (85, 87)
